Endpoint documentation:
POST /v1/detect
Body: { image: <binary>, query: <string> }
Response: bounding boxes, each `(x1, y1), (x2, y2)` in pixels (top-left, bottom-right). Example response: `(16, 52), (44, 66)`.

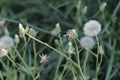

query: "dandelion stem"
(95, 35), (100, 80)
(83, 50), (89, 76)
(6, 55), (16, 66)
(74, 39), (85, 80)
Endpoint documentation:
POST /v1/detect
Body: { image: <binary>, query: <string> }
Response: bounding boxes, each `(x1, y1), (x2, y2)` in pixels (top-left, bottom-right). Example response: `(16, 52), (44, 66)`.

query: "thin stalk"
(13, 46), (34, 78)
(33, 40), (37, 69)
(95, 36), (100, 80)
(54, 56), (63, 80)
(23, 36), (27, 59)
(74, 39), (85, 80)
(54, 34), (63, 80)
(26, 33), (85, 80)
(83, 50), (89, 76)
(6, 55), (16, 67)
(26, 33), (74, 65)
(59, 62), (68, 79)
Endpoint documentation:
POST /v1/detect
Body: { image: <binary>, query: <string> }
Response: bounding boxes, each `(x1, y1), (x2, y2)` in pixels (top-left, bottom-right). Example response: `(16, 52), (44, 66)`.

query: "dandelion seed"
(0, 48), (8, 58)
(0, 36), (14, 49)
(83, 20), (101, 36)
(65, 29), (78, 39)
(39, 54), (49, 64)
(80, 36), (95, 49)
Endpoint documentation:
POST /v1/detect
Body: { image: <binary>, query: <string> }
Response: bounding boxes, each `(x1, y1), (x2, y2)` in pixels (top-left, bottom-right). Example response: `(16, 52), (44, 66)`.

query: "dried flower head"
(66, 42), (75, 55)
(39, 54), (49, 64)
(80, 36), (95, 49)
(83, 20), (101, 36)
(65, 29), (78, 39)
(28, 28), (38, 37)
(51, 23), (61, 36)
(0, 36), (14, 49)
(0, 48), (8, 58)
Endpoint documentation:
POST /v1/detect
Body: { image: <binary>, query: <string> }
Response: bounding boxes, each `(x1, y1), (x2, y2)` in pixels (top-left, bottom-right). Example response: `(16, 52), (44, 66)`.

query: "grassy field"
(0, 0), (120, 80)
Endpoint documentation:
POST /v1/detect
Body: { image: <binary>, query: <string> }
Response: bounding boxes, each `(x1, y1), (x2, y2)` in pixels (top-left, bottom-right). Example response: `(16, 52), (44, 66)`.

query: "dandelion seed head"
(83, 20), (101, 36)
(80, 36), (95, 49)
(0, 36), (14, 49)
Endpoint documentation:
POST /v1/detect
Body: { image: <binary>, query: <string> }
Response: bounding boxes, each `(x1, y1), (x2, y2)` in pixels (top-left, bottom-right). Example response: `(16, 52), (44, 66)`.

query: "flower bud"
(19, 23), (25, 37)
(82, 6), (87, 14)
(76, 1), (81, 10)
(54, 39), (59, 45)
(100, 2), (107, 11)
(99, 45), (104, 55)
(67, 42), (75, 55)
(55, 23), (61, 33)
(3, 27), (10, 36)
(14, 34), (20, 44)
(51, 23), (61, 36)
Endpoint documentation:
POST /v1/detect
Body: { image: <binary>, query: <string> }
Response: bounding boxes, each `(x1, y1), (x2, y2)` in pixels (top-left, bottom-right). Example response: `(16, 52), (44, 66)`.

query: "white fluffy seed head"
(83, 20), (101, 36)
(80, 36), (95, 49)
(0, 36), (14, 49)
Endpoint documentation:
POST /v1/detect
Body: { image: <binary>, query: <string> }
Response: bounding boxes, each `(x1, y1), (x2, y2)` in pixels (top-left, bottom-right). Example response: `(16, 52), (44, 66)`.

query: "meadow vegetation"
(0, 0), (120, 80)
